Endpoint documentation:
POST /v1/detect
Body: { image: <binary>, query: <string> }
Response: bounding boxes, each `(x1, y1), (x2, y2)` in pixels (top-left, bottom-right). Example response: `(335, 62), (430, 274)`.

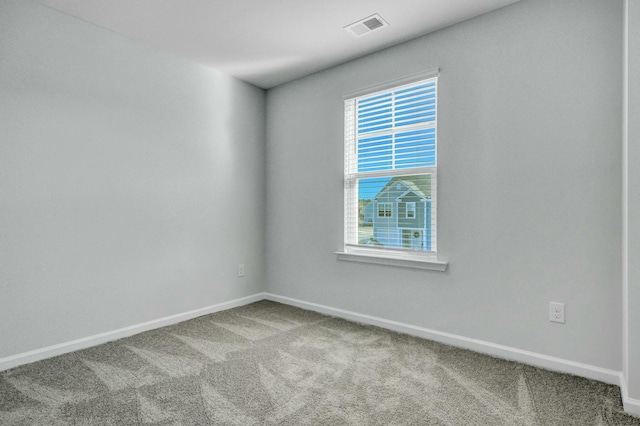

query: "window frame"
(339, 69), (447, 270)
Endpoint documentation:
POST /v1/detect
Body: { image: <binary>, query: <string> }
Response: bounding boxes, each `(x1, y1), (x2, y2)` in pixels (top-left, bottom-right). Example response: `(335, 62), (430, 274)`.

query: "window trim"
(335, 250), (448, 271)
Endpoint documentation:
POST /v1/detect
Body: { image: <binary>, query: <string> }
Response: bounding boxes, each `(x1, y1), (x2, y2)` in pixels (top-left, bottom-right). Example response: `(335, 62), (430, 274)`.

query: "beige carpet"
(1, 300), (638, 425)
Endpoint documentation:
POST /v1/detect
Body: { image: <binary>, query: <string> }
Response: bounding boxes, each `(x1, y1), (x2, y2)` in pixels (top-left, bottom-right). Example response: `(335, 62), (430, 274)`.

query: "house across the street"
(362, 176), (432, 251)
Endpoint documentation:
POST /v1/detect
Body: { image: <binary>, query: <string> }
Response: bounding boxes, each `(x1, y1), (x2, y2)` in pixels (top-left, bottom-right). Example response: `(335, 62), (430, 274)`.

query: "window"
(406, 202), (416, 218)
(378, 202), (392, 217)
(343, 72), (438, 260)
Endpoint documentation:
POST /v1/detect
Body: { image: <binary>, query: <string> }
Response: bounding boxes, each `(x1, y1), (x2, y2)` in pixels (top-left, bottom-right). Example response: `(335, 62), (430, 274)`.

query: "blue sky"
(358, 177), (391, 200)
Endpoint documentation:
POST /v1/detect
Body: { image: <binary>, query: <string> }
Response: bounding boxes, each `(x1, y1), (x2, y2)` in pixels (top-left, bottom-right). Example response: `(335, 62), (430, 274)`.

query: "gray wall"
(0, 0), (266, 358)
(266, 0), (623, 370)
(627, 0), (640, 400)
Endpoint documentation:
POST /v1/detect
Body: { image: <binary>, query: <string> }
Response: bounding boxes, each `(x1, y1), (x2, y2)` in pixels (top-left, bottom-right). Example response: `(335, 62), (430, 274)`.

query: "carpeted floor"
(1, 300), (638, 425)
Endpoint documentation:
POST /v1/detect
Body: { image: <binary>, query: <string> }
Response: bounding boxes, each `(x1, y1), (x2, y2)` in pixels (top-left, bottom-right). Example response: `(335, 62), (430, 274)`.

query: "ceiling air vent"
(344, 14), (388, 38)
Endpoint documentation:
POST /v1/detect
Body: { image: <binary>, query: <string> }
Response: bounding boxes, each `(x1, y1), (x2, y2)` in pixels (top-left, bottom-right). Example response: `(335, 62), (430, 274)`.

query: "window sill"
(335, 252), (448, 271)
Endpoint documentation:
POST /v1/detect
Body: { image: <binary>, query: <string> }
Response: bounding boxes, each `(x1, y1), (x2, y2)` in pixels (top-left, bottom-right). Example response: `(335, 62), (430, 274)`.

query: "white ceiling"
(36, 0), (521, 89)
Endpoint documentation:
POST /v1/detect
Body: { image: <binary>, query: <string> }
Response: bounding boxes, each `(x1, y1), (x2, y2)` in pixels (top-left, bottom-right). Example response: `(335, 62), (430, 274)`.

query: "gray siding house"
(363, 176), (432, 251)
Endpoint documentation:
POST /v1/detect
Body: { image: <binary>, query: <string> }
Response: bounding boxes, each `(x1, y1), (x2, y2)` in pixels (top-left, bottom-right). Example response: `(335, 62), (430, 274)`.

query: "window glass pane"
(357, 135), (393, 172)
(355, 79), (436, 173)
(395, 128), (436, 169)
(358, 177), (390, 245)
(357, 174), (433, 251)
(406, 202), (416, 218)
(394, 82), (436, 127)
(357, 93), (393, 134)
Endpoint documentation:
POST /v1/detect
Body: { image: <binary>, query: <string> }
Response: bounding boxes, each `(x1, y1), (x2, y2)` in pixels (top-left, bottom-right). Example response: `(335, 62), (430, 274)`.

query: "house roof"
(375, 175), (431, 199)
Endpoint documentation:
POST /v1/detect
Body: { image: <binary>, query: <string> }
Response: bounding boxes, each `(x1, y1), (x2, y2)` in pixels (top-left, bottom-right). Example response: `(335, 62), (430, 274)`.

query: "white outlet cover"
(549, 302), (565, 323)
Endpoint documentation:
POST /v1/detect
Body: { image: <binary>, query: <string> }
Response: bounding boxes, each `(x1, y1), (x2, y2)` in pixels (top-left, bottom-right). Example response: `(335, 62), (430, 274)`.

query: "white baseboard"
(0, 292), (265, 373)
(264, 293), (622, 387)
(627, 397), (640, 418)
(621, 374), (640, 418)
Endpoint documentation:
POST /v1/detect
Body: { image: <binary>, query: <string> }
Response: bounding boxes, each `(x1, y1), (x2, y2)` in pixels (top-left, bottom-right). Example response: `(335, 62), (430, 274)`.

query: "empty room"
(1, 0), (640, 424)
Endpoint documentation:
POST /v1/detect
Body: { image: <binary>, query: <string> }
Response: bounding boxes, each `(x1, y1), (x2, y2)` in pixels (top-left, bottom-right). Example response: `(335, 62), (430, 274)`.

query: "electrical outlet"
(549, 302), (565, 323)
(237, 264), (245, 277)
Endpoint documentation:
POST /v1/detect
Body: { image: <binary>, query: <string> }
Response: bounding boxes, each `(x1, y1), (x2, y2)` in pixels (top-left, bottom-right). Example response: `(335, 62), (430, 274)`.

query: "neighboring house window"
(406, 202), (416, 218)
(378, 202), (392, 217)
(344, 71), (438, 257)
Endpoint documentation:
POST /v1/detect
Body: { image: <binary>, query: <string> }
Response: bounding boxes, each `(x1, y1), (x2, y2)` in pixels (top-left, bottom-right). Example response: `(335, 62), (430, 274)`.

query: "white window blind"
(344, 75), (437, 258)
